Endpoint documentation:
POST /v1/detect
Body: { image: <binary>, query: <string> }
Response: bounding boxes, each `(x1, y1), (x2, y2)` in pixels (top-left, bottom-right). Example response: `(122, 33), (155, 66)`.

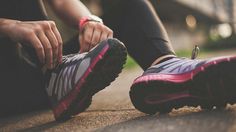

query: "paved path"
(1, 50), (236, 132)
(0, 67), (143, 132)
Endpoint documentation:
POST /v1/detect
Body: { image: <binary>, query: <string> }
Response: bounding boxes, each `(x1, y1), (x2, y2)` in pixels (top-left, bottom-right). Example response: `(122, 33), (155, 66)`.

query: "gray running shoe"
(46, 39), (127, 121)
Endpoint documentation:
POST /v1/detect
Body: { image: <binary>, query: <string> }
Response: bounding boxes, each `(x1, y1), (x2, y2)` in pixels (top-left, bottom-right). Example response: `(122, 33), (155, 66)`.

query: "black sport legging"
(101, 0), (175, 70)
(0, 0), (175, 116)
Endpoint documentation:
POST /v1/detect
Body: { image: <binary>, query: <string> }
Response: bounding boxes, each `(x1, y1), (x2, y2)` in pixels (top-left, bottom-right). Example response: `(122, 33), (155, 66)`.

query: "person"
(0, 0), (127, 121)
(1, 0), (236, 121)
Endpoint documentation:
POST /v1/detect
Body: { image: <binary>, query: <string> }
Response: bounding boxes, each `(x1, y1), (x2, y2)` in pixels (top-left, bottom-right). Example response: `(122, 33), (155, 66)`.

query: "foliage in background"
(203, 35), (236, 51)
(124, 56), (138, 69)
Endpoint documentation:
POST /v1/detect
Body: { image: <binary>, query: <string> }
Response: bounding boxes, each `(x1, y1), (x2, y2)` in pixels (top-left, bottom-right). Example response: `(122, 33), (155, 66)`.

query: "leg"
(101, 0), (175, 70)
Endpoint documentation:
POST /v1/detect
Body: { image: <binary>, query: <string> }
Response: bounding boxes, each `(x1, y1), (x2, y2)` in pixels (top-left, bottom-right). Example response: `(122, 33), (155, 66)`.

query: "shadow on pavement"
(96, 108), (236, 132)
(0, 110), (61, 132)
(17, 121), (60, 132)
(0, 109), (143, 131)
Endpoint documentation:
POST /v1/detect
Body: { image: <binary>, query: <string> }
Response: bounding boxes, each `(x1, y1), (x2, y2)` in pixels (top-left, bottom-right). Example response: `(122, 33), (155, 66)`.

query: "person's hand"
(6, 20), (63, 69)
(79, 21), (113, 53)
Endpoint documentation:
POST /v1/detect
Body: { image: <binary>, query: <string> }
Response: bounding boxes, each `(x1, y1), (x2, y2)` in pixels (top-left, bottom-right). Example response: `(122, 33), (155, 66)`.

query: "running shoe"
(130, 54), (236, 114)
(46, 38), (127, 121)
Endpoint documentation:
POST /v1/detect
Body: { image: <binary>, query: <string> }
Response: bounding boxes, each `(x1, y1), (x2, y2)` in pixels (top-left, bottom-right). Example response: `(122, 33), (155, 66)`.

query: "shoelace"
(52, 52), (88, 70)
(62, 52), (88, 64)
(191, 45), (200, 60)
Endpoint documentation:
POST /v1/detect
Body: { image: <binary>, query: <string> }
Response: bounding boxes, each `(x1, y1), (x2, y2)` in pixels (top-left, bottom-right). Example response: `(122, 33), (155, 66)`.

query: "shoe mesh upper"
(144, 57), (207, 75)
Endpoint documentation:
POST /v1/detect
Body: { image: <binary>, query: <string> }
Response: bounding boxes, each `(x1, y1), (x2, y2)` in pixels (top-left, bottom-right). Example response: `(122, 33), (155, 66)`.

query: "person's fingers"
(81, 41), (91, 53)
(79, 35), (90, 53)
(100, 31), (109, 42)
(49, 21), (63, 63)
(80, 25), (94, 52)
(83, 26), (93, 45)
(80, 22), (114, 52)
(28, 34), (45, 64)
(79, 35), (83, 53)
(91, 29), (101, 46)
(91, 23), (104, 46)
(107, 28), (113, 38)
(98, 26), (112, 42)
(45, 30), (58, 66)
(38, 32), (53, 69)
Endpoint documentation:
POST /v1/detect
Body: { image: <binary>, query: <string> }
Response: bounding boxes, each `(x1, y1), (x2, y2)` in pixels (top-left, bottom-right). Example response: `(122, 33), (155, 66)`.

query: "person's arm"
(48, 0), (90, 27)
(48, 0), (113, 53)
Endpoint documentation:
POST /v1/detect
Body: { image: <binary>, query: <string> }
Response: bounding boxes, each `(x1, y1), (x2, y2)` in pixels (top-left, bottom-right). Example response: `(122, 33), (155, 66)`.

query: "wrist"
(0, 19), (20, 38)
(78, 15), (103, 32)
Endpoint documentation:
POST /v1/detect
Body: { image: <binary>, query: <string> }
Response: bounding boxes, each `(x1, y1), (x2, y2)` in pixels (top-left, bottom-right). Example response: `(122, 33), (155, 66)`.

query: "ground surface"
(1, 50), (236, 132)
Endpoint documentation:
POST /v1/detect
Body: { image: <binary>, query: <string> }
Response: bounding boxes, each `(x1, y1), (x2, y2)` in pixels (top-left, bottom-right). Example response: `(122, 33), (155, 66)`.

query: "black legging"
(0, 0), (175, 116)
(101, 0), (175, 70)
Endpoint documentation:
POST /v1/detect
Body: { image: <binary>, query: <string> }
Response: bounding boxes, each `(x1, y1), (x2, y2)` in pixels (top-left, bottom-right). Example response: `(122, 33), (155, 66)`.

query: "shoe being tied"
(130, 54), (236, 114)
(46, 38), (127, 121)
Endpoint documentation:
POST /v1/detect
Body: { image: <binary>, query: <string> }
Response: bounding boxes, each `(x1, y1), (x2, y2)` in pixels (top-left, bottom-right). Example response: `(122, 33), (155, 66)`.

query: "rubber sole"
(130, 56), (236, 115)
(54, 39), (127, 121)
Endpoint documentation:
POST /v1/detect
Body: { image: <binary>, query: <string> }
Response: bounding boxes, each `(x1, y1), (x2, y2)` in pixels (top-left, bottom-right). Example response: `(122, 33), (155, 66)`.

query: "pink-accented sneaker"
(46, 38), (127, 121)
(130, 55), (236, 114)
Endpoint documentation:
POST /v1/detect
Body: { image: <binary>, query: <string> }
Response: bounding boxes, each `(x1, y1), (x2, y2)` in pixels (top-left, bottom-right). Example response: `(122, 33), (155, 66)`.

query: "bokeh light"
(186, 15), (197, 29)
